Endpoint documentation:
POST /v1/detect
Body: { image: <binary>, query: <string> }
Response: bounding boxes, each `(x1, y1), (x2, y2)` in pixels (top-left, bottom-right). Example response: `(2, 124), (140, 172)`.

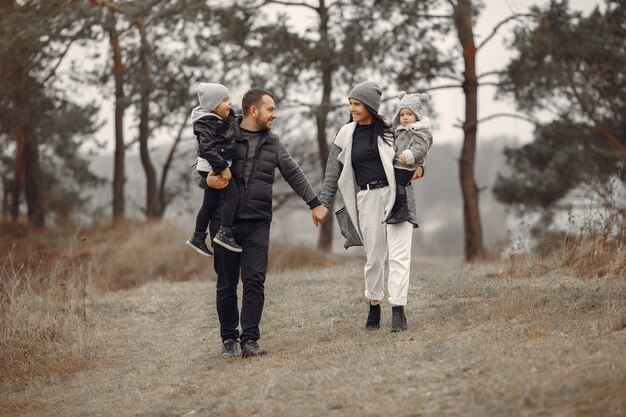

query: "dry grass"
(1, 220), (624, 415)
(1, 250), (624, 416)
(544, 233), (626, 279)
(0, 221), (341, 395)
(495, 232), (626, 283)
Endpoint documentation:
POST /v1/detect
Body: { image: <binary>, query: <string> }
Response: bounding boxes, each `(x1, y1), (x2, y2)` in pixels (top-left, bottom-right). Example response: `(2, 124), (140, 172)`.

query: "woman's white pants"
(357, 186), (413, 306)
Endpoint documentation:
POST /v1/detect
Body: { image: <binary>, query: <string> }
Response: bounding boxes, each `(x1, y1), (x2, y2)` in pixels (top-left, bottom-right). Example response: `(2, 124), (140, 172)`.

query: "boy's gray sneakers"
(213, 227), (243, 253)
(186, 231), (213, 257)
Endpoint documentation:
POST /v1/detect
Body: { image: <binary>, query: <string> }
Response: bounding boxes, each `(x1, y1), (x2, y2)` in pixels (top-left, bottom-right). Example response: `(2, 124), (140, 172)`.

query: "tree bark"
(22, 124), (45, 228)
(11, 126), (25, 222)
(135, 18), (160, 219)
(316, 0), (334, 251)
(158, 114), (188, 215)
(107, 6), (126, 222)
(1, 177), (10, 222)
(453, 0), (484, 261)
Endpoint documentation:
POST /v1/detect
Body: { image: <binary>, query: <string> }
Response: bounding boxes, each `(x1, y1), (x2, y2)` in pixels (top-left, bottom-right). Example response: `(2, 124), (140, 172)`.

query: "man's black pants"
(210, 219), (270, 344)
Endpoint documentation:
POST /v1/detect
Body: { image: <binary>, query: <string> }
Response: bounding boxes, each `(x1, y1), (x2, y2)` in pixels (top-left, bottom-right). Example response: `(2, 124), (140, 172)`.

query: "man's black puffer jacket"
(211, 117), (319, 222)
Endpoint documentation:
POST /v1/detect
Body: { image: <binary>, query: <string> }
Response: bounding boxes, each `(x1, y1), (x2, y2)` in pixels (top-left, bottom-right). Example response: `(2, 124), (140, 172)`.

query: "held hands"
(206, 171), (228, 189)
(311, 205), (329, 227)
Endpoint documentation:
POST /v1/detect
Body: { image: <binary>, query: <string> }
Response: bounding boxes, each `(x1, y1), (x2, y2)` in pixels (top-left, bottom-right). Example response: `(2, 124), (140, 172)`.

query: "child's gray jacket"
(393, 118), (433, 170)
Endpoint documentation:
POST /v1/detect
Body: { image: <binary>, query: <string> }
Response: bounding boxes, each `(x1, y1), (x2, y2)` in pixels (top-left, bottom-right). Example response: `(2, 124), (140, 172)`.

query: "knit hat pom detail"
(394, 90), (430, 124)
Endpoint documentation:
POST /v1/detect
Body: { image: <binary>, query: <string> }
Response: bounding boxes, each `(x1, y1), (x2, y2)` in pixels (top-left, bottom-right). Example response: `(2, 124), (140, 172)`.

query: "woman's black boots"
(365, 304), (381, 330)
(386, 186), (411, 224)
(391, 306), (407, 332)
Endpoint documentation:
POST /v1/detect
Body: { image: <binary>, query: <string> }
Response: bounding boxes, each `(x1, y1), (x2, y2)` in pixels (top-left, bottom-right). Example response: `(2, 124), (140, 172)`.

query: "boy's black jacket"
(193, 109), (237, 173)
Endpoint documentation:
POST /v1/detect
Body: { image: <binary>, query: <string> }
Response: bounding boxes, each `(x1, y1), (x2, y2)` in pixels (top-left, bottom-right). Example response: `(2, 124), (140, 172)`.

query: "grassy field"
(1, 222), (625, 416)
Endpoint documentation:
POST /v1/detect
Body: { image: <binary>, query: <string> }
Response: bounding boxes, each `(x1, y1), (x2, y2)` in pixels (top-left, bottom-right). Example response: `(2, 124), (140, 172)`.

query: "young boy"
(386, 91), (433, 224)
(186, 82), (242, 256)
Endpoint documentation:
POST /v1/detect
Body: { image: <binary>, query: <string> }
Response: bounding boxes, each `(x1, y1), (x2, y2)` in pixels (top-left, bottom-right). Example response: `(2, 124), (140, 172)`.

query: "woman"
(315, 81), (422, 332)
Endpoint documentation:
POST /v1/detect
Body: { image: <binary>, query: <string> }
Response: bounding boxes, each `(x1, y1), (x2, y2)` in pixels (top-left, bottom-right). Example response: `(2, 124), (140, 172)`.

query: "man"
(204, 88), (326, 359)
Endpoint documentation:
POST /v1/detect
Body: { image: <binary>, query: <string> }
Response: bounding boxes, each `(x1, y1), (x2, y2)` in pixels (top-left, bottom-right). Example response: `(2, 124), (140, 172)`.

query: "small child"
(186, 82), (242, 256)
(386, 91), (433, 224)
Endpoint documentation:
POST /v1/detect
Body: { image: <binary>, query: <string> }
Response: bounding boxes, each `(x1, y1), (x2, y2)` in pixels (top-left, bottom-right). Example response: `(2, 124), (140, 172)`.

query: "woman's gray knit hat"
(349, 81), (382, 112)
(197, 82), (229, 112)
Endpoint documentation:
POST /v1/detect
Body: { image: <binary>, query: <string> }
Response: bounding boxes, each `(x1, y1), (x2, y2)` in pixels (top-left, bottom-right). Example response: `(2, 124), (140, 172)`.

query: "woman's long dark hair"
(348, 103), (394, 150)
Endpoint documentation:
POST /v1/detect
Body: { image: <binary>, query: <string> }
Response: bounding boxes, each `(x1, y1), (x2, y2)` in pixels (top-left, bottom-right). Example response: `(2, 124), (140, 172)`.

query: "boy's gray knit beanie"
(197, 82), (229, 112)
(348, 81), (382, 112)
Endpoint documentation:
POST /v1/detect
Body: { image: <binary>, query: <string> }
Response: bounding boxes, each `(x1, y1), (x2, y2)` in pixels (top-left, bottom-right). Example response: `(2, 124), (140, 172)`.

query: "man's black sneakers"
(221, 339), (239, 358)
(241, 340), (268, 358)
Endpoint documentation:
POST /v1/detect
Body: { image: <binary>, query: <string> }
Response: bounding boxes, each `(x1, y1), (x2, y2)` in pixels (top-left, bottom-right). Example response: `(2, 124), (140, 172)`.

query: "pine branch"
(476, 13), (532, 52)
(477, 70), (503, 79)
(454, 112), (537, 129)
(263, 0), (318, 11)
(426, 83), (463, 91)
(41, 41), (73, 85)
(478, 82), (503, 88)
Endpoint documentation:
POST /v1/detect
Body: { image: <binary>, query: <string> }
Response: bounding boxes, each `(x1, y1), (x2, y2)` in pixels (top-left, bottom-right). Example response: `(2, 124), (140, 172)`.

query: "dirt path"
(4, 261), (626, 416)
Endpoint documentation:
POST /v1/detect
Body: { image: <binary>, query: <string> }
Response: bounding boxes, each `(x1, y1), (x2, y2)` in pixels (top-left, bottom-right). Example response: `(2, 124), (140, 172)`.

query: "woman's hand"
(399, 154), (407, 165)
(411, 166), (424, 181)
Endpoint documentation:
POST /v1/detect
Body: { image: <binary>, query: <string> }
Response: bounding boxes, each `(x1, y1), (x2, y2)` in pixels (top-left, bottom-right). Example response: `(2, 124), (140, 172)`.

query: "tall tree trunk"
(453, 0), (484, 261)
(22, 124), (45, 228)
(1, 177), (10, 222)
(158, 114), (189, 216)
(107, 7), (126, 222)
(135, 18), (160, 219)
(11, 126), (25, 222)
(316, 0), (334, 251)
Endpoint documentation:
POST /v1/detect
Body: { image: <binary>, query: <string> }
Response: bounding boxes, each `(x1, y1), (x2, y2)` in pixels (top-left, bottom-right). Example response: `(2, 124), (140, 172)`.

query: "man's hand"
(411, 165), (424, 181)
(311, 205), (329, 227)
(220, 167), (232, 181)
(206, 171), (228, 189)
(399, 154), (407, 165)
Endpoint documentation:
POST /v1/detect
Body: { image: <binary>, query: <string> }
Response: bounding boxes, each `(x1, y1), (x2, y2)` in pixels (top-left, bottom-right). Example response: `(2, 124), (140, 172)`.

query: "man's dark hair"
(242, 88), (275, 115)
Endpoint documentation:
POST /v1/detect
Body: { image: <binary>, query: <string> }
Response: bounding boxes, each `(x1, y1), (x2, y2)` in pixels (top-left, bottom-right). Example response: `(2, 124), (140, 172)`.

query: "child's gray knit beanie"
(349, 81), (382, 113)
(197, 82), (229, 112)
(393, 91), (430, 126)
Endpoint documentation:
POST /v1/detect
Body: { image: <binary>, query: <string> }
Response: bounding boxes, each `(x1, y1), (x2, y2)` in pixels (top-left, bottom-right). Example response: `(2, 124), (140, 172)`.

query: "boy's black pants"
(195, 172), (239, 232)
(210, 219), (270, 344)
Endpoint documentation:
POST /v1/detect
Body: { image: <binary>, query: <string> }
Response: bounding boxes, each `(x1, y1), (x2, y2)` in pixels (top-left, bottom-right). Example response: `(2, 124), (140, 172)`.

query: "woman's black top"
(351, 123), (386, 187)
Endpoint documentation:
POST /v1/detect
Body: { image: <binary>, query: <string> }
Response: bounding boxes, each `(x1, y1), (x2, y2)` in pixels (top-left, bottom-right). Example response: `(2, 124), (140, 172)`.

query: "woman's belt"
(360, 180), (389, 190)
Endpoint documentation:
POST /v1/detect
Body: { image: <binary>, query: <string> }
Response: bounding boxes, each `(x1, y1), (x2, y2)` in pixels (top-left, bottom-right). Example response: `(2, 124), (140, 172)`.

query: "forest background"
(1, 0), (624, 259)
(1, 1), (625, 415)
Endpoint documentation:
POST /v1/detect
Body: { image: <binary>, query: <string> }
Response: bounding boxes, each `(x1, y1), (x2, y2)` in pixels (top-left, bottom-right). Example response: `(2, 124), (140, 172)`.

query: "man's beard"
(257, 115), (272, 130)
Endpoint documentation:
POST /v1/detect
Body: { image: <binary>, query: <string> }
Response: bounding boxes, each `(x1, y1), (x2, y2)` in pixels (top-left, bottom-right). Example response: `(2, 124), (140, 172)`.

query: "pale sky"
(428, 0), (602, 143)
(257, 0), (602, 145)
(81, 0), (602, 153)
